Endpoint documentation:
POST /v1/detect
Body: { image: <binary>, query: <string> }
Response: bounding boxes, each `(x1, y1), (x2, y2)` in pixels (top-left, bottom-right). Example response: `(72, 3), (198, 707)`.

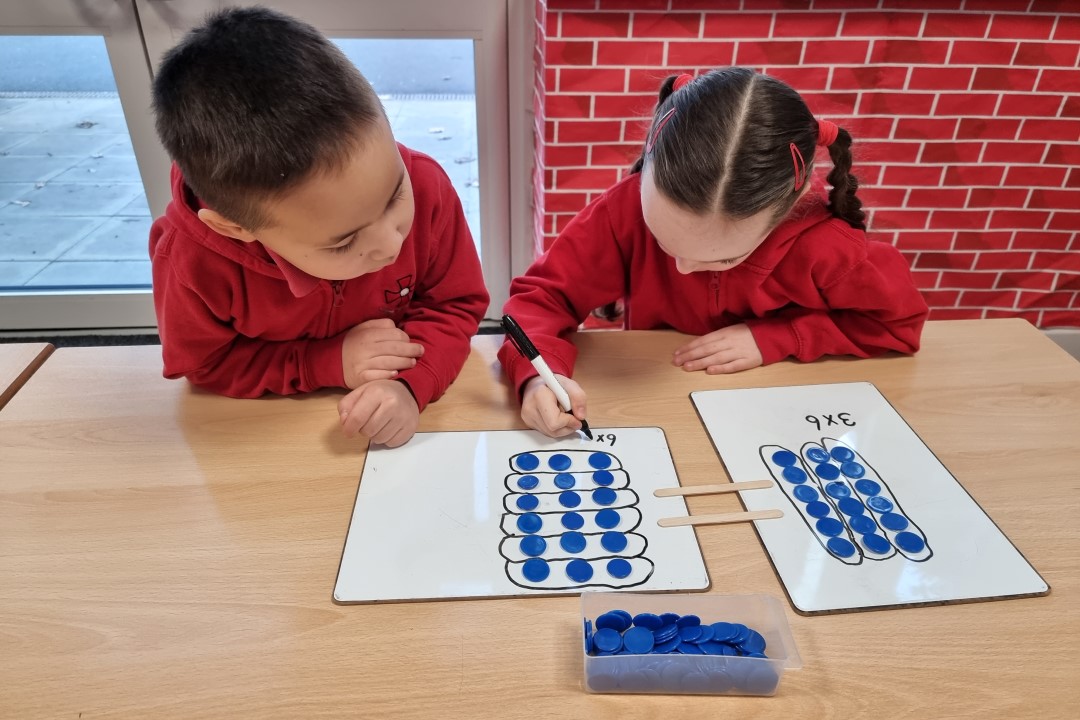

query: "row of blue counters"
(763, 446), (861, 563)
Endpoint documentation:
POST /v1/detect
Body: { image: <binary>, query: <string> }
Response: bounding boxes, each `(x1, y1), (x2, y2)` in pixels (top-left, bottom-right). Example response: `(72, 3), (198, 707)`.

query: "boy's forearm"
(396, 289), (487, 410)
(167, 333), (346, 397)
(395, 325), (472, 411)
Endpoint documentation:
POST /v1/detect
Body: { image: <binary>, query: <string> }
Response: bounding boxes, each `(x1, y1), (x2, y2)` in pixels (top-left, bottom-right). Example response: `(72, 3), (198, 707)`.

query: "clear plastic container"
(581, 591), (802, 696)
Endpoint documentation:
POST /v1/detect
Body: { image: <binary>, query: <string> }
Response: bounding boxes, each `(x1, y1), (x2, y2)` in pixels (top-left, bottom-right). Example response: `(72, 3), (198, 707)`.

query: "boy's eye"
(325, 186), (403, 254)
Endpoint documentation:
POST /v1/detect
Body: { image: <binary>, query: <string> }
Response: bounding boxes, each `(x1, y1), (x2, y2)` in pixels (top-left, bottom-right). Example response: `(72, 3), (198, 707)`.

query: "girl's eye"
(390, 186), (406, 204)
(329, 235), (356, 254)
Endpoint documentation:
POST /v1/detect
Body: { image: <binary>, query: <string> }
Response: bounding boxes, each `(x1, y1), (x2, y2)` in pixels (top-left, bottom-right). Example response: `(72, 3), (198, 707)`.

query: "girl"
(501, 67), (928, 438)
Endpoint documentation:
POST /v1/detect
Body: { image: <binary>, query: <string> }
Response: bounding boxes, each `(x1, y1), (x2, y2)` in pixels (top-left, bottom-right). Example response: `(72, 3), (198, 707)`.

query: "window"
(0, 0), (535, 330)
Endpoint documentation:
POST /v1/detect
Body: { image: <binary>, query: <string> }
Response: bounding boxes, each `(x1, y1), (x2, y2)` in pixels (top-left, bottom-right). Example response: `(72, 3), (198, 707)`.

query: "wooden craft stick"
(657, 509), (784, 528)
(653, 479), (773, 498)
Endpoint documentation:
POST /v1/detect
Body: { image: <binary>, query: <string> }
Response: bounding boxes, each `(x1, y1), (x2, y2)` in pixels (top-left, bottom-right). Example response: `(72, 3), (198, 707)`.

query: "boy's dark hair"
(631, 67), (865, 231)
(152, 7), (383, 229)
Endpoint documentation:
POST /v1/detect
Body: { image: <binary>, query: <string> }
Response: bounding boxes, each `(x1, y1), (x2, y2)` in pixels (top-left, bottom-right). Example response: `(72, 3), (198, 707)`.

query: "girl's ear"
(793, 171), (819, 203)
(197, 208), (259, 242)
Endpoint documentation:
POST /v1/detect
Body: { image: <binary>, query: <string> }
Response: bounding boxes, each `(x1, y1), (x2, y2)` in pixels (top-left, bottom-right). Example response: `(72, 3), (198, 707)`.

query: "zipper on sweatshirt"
(326, 280), (345, 335)
(709, 271), (722, 318)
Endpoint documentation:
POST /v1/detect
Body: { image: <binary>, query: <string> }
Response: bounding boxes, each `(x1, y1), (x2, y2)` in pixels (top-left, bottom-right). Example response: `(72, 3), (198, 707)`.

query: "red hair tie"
(817, 119), (839, 147)
(673, 73), (695, 91)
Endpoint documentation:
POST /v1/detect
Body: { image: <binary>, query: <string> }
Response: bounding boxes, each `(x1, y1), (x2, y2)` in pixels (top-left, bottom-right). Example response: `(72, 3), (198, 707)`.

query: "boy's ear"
(197, 208), (259, 243)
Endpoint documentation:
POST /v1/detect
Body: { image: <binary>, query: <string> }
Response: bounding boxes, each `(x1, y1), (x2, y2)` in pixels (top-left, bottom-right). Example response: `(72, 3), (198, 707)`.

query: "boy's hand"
(341, 318), (424, 389)
(521, 374), (587, 438)
(672, 323), (764, 374)
(338, 379), (420, 448)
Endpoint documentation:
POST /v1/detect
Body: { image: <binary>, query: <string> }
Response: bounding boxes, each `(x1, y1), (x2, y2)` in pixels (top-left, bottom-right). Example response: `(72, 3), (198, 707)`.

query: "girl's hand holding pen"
(502, 313), (593, 439)
(521, 374), (588, 438)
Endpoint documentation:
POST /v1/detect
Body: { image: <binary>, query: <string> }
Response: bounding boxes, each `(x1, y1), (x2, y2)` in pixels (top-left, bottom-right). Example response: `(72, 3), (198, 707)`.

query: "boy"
(149, 7), (488, 447)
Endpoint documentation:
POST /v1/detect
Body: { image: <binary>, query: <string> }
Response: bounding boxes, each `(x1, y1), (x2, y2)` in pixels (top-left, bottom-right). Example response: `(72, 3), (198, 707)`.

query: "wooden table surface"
(0, 342), (52, 409)
(1, 319), (1078, 718)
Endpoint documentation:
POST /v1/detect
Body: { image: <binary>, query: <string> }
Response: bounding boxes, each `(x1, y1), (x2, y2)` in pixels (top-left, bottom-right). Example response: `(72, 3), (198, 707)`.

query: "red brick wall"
(538, 0), (1080, 328)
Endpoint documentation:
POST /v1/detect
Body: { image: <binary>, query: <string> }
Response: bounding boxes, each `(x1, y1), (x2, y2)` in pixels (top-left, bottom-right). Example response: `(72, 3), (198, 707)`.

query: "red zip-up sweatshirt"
(499, 172), (928, 393)
(150, 145), (488, 408)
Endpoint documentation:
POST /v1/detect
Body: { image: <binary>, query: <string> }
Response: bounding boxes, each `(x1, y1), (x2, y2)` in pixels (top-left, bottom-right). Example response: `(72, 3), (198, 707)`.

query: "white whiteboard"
(334, 427), (709, 603)
(692, 383), (1048, 614)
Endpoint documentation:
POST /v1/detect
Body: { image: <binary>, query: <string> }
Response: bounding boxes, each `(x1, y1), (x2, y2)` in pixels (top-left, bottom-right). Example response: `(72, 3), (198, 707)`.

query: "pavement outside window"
(0, 94), (480, 289)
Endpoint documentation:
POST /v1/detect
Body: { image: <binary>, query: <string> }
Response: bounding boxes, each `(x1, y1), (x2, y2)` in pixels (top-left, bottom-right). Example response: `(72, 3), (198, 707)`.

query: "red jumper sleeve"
(394, 170), (489, 411)
(746, 241), (929, 364)
(152, 226), (347, 397)
(498, 196), (629, 396)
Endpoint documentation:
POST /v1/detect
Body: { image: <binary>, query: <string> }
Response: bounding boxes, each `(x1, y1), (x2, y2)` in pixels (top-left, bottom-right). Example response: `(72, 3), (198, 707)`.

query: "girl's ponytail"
(825, 126), (866, 230)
